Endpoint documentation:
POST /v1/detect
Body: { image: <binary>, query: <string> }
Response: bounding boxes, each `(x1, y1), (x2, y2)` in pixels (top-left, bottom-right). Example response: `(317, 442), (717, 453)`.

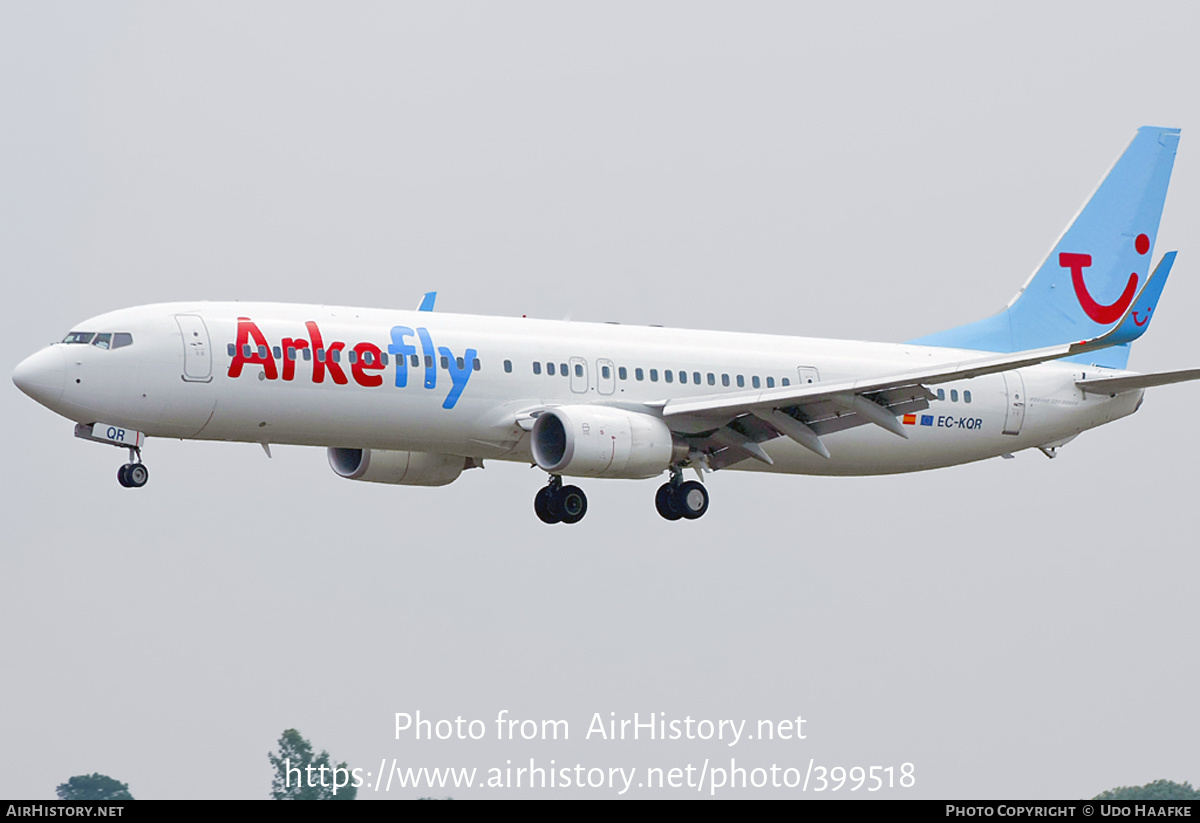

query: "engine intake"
(531, 406), (685, 479)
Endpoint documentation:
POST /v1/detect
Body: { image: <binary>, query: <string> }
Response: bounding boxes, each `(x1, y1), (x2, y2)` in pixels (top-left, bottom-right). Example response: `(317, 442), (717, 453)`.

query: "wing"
(655, 270), (1174, 469)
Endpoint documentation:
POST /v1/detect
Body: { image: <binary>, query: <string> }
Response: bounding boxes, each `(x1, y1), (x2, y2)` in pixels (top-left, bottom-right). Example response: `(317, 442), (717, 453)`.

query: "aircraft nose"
(12, 346), (65, 408)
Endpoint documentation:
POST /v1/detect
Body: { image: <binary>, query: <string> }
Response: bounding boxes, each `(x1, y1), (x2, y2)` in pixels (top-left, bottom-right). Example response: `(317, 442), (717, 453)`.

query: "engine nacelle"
(327, 448), (464, 486)
(531, 406), (685, 479)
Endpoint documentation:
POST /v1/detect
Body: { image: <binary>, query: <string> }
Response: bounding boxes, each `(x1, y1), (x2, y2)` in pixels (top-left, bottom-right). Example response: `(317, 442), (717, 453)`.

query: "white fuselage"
(14, 301), (1141, 478)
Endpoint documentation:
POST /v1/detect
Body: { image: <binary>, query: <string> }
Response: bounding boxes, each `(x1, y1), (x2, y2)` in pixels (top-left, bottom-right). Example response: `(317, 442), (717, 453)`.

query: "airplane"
(12, 126), (1200, 524)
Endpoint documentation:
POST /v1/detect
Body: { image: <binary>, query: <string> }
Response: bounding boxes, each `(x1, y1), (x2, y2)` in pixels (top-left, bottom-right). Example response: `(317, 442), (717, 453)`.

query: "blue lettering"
(387, 326), (416, 388)
(438, 347), (477, 409)
(107, 426), (123, 441)
(417, 327), (436, 390)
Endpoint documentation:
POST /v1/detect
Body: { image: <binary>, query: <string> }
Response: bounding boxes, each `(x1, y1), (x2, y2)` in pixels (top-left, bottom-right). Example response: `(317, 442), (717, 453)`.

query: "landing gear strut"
(655, 467), (709, 521)
(116, 446), (148, 489)
(534, 476), (588, 524)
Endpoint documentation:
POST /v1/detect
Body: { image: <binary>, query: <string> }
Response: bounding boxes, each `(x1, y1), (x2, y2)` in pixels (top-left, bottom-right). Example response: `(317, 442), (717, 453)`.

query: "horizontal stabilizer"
(1076, 368), (1200, 394)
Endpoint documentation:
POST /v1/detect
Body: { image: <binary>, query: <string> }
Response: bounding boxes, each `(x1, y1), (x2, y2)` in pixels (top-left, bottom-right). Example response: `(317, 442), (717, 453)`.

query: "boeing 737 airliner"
(13, 127), (1200, 523)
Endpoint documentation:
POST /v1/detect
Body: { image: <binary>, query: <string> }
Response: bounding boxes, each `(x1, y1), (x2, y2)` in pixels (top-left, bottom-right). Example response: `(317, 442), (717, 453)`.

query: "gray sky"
(2, 1), (1198, 799)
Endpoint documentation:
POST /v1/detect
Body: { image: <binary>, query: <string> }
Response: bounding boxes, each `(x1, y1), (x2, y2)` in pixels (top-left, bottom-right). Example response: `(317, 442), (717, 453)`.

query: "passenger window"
(272, 346), (282, 360)
(678, 371), (686, 384)
(287, 347), (297, 361)
(504, 360), (513, 373)
(411, 354), (420, 367)
(380, 353), (389, 366)
(259, 345), (269, 359)
(752, 376), (761, 389)
(618, 366), (627, 380)
(472, 358), (481, 371)
(548, 362), (556, 376)
(937, 388), (945, 401)
(456, 357), (465, 370)
(227, 343), (236, 357)
(650, 369), (659, 382)
(964, 390), (972, 403)
(708, 373), (715, 386)
(636, 368), (644, 381)
(303, 349), (311, 361)
(693, 372), (701, 385)
(331, 349), (341, 363)
(533, 362), (542, 375)
(766, 377), (775, 388)
(574, 364), (583, 377)
(440, 356), (449, 369)
(722, 374), (730, 387)
(316, 349), (325, 362)
(737, 375), (745, 388)
(425, 355), (433, 368)
(782, 378), (790, 386)
(560, 363), (567, 376)
(243, 344), (253, 358)
(665, 370), (674, 383)
(950, 389), (958, 402)
(601, 365), (610, 379)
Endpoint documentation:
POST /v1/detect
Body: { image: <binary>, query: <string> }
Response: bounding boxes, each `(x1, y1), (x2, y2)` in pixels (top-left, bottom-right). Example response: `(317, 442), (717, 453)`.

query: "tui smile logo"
(1060, 233), (1150, 324)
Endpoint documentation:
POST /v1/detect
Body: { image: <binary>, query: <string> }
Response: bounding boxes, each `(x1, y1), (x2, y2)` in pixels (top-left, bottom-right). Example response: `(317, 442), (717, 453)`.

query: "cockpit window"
(61, 331), (133, 348)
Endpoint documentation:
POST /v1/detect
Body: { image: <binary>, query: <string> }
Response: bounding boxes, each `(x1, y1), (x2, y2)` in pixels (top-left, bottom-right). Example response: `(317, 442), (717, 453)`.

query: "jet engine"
(531, 406), (686, 479)
(327, 448), (464, 486)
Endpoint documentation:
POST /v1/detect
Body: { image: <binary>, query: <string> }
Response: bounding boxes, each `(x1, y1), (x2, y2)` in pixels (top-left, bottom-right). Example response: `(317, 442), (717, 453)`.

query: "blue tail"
(909, 126), (1180, 369)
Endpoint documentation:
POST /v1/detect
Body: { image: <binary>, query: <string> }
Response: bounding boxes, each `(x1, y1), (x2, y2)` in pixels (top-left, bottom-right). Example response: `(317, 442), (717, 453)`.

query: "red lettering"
(305, 321), (347, 385)
(228, 317), (277, 380)
(352, 342), (385, 387)
(280, 337), (309, 381)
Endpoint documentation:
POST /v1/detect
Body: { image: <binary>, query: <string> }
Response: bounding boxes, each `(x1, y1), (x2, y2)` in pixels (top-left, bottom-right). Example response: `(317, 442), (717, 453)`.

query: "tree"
(55, 774), (133, 801)
(268, 728), (357, 800)
(1094, 779), (1200, 800)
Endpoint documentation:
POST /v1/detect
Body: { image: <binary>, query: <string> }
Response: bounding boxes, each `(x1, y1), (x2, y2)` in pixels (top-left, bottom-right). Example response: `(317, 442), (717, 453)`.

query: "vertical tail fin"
(909, 126), (1180, 369)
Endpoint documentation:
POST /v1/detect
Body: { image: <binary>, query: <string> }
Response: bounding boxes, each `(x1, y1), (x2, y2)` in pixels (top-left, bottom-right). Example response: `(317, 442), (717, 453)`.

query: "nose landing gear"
(534, 476), (588, 524)
(116, 446), (148, 488)
(117, 460), (148, 488)
(72, 423), (150, 489)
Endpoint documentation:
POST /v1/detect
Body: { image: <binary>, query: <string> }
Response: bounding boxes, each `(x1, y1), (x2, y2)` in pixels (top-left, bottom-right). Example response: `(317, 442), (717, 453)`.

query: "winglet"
(417, 292), (437, 312)
(1101, 251), (1175, 346)
(1063, 251), (1176, 354)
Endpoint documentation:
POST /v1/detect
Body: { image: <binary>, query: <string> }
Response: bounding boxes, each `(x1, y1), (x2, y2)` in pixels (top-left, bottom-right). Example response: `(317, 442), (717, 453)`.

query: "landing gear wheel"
(558, 485), (587, 524)
(655, 483), (682, 520)
(126, 463), (149, 488)
(675, 480), (708, 519)
(117, 465), (131, 487)
(534, 486), (561, 524)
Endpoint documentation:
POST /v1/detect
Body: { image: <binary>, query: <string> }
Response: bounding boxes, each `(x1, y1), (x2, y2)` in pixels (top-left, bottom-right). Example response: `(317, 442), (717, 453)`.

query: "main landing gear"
(532, 469), (711, 524)
(655, 468), (709, 521)
(116, 447), (148, 489)
(534, 476), (588, 524)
